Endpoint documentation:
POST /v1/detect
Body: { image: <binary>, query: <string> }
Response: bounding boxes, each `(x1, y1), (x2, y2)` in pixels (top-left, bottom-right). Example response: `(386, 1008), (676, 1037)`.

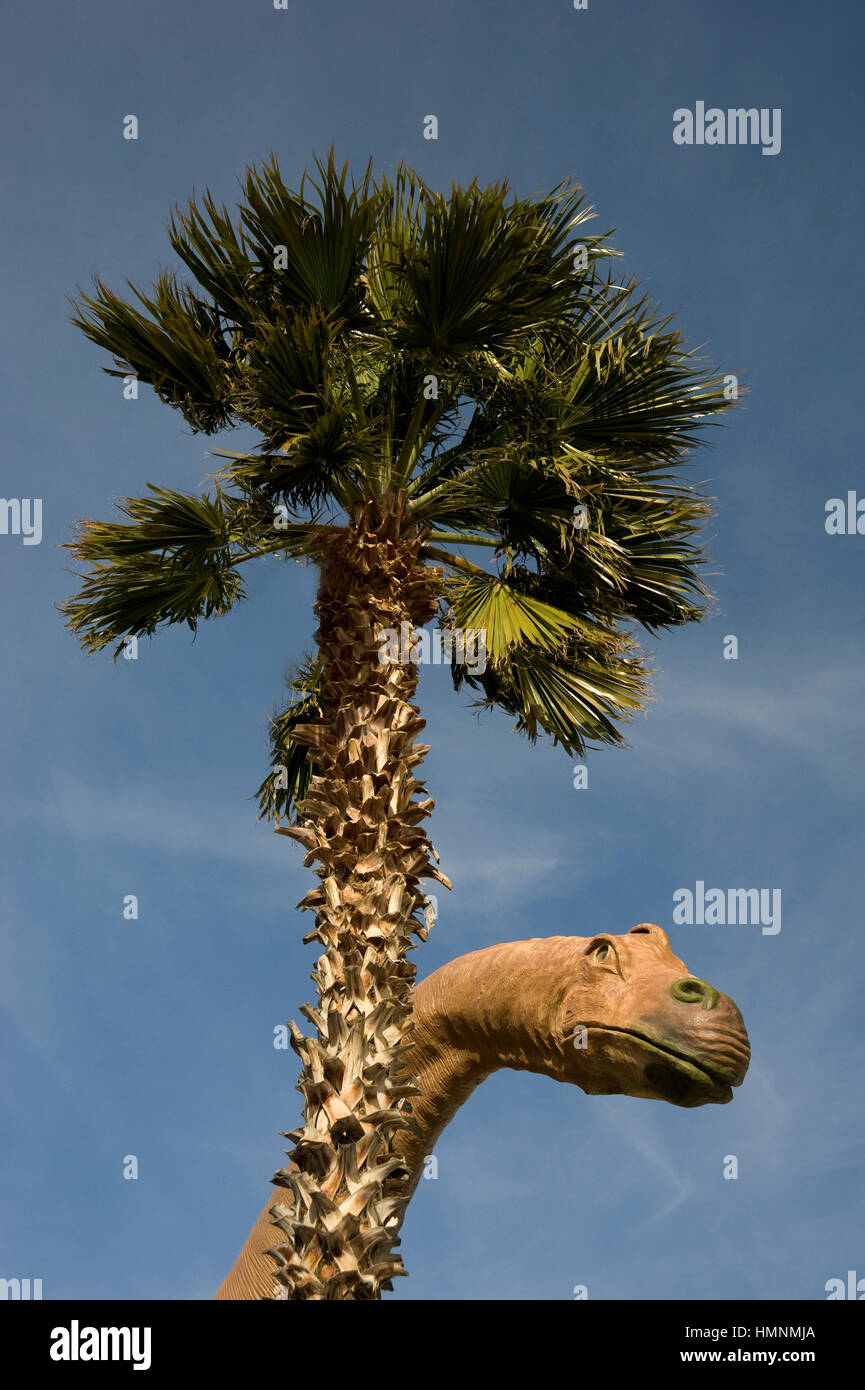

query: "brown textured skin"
(216, 924), (749, 1299)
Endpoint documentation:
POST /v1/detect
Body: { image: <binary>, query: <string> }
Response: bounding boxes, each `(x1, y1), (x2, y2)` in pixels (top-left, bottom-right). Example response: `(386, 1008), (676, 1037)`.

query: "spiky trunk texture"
(267, 494), (449, 1300)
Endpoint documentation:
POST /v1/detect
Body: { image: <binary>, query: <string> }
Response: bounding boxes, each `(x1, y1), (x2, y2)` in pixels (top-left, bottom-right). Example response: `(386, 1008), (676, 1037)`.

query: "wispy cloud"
(636, 655), (865, 792)
(600, 1105), (695, 1222)
(23, 770), (294, 871)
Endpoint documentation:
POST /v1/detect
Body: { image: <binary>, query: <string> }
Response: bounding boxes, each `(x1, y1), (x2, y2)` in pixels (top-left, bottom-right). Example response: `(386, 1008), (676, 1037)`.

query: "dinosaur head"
(216, 925), (752, 1299)
(558, 924), (750, 1107)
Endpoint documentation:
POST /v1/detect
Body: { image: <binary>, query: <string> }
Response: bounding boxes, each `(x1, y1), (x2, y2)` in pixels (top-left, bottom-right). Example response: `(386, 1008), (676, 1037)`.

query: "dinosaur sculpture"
(216, 924), (750, 1299)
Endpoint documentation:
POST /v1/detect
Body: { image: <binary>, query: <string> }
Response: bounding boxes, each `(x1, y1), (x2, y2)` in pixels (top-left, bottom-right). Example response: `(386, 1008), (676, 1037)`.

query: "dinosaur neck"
(215, 937), (581, 1300)
(396, 937), (580, 1188)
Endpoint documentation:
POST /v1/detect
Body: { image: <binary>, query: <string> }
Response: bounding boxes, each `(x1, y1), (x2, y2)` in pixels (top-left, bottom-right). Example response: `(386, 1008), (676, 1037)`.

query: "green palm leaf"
(61, 485), (324, 653)
(240, 151), (380, 327)
(446, 570), (584, 659)
(387, 179), (601, 355)
(455, 637), (649, 755)
(255, 654), (324, 824)
(71, 274), (236, 434)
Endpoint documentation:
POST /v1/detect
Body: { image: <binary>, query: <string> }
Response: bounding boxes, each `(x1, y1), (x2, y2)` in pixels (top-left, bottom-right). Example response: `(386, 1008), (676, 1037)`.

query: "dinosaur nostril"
(670, 977), (719, 1010)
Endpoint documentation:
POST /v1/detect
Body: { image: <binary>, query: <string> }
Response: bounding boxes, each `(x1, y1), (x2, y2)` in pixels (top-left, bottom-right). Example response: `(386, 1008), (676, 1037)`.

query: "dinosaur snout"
(669, 976), (719, 1009)
(658, 981), (750, 1090)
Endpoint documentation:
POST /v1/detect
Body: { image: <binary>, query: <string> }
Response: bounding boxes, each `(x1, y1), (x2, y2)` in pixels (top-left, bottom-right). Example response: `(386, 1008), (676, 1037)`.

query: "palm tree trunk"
(268, 492), (448, 1299)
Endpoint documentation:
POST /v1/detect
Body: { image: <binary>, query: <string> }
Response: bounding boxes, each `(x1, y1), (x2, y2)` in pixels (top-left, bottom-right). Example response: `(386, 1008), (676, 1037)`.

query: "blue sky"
(1, 0), (863, 1301)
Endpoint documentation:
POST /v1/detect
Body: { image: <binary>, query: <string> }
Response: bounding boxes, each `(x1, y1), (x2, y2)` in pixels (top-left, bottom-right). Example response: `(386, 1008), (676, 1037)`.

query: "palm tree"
(64, 151), (734, 1299)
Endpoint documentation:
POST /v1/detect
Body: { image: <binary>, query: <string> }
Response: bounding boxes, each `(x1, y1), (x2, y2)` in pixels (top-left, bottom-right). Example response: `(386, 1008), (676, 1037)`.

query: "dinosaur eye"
(591, 942), (611, 962)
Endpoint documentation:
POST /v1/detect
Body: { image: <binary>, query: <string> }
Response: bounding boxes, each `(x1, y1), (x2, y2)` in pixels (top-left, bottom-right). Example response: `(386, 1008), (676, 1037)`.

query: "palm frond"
(240, 150), (380, 327)
(71, 274), (235, 433)
(61, 485), (323, 653)
(66, 484), (234, 562)
(385, 178), (607, 355)
(62, 551), (246, 655)
(446, 570), (585, 660)
(454, 636), (650, 756)
(168, 189), (259, 329)
(236, 306), (362, 489)
(255, 653), (323, 824)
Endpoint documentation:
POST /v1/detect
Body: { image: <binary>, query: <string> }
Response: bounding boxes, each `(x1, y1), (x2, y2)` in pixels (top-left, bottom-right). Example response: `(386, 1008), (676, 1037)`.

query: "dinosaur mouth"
(591, 1026), (738, 1106)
